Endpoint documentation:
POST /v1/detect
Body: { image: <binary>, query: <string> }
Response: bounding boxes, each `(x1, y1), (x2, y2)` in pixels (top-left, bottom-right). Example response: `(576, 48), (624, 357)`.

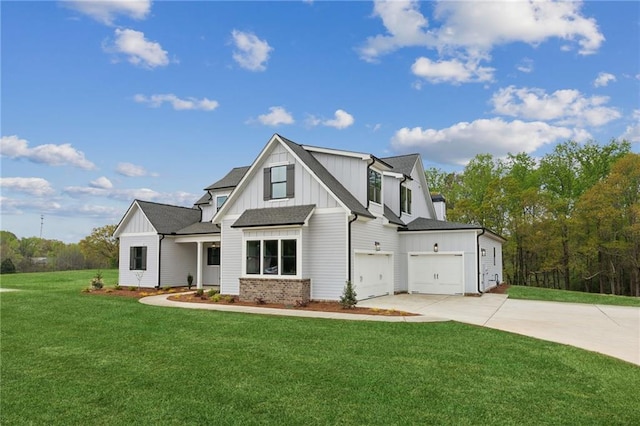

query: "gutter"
(156, 234), (165, 289)
(476, 228), (486, 294)
(347, 213), (358, 283)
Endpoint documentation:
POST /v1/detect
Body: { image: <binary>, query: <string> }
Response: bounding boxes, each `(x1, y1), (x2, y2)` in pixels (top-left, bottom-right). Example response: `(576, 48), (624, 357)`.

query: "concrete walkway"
(140, 293), (640, 366)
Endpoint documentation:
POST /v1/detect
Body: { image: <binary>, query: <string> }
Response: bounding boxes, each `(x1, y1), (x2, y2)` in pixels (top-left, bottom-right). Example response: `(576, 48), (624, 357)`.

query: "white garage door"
(354, 253), (393, 300)
(408, 253), (464, 295)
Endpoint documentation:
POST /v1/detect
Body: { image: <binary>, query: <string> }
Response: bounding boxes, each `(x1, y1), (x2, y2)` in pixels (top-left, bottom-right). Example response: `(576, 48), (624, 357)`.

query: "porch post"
(196, 241), (203, 290)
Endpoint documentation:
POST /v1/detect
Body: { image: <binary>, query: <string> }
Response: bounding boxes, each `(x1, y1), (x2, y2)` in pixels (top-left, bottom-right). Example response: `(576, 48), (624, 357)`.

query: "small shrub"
(105, 288), (113, 293)
(90, 271), (104, 290)
(295, 299), (309, 308)
(81, 287), (91, 293)
(114, 284), (122, 290)
(340, 280), (357, 309)
(224, 295), (235, 303)
(128, 286), (136, 291)
(1, 258), (16, 274)
(187, 273), (194, 290)
(207, 288), (219, 298)
(255, 297), (266, 305)
(195, 289), (204, 297)
(211, 293), (222, 302)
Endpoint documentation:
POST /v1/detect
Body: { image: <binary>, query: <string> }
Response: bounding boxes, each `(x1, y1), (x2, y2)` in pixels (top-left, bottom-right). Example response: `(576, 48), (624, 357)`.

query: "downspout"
(476, 228), (486, 294)
(347, 213), (358, 283)
(365, 158), (375, 209)
(156, 234), (165, 289)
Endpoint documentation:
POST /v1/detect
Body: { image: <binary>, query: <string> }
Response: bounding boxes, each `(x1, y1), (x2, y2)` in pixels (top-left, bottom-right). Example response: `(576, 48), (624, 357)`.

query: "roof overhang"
(231, 204), (316, 229)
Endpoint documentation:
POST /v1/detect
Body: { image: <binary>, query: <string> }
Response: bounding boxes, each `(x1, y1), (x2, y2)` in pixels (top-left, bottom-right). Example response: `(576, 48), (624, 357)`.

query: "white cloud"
(104, 28), (169, 68)
(90, 176), (113, 189)
(0, 177), (55, 197)
(0, 197), (62, 215)
(491, 86), (621, 127)
(134, 94), (219, 111)
(63, 185), (198, 206)
(391, 118), (590, 166)
(116, 162), (155, 177)
(621, 109), (640, 143)
(411, 56), (494, 84)
(231, 30), (273, 71)
(323, 109), (355, 129)
(0, 135), (96, 170)
(358, 0), (433, 62)
(516, 57), (534, 73)
(63, 0), (151, 25)
(593, 72), (616, 87)
(255, 106), (294, 126)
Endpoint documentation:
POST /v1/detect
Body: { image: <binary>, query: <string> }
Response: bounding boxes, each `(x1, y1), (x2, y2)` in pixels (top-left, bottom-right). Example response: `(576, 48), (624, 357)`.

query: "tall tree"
(79, 225), (119, 268)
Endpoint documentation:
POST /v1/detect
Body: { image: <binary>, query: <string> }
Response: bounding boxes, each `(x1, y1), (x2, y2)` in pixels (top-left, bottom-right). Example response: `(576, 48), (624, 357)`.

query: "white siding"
(118, 206), (155, 234)
(405, 162), (435, 221)
(400, 230), (479, 294)
(226, 143), (340, 215)
(306, 211), (348, 300)
(220, 218), (242, 295)
(311, 152), (368, 206)
(159, 238), (196, 287)
(351, 217), (401, 293)
(118, 234), (158, 288)
(384, 174), (401, 217)
(479, 235), (504, 291)
(200, 204), (216, 222)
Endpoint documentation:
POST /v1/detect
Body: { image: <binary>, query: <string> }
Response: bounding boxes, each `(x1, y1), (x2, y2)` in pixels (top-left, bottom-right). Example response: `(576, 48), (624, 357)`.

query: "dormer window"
(401, 186), (412, 214)
(368, 169), (382, 204)
(264, 164), (294, 200)
(216, 195), (228, 211)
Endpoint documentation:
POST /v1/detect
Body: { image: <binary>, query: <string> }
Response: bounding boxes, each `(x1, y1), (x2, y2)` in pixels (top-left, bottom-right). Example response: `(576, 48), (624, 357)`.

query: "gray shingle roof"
(194, 192), (212, 206)
(384, 205), (405, 226)
(400, 217), (481, 232)
(381, 154), (419, 177)
(136, 200), (201, 234)
(205, 166), (250, 190)
(175, 221), (220, 235)
(278, 135), (374, 219)
(232, 204), (315, 228)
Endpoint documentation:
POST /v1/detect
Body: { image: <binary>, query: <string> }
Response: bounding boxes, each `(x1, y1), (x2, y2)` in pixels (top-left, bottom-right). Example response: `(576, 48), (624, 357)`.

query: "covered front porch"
(174, 234), (221, 290)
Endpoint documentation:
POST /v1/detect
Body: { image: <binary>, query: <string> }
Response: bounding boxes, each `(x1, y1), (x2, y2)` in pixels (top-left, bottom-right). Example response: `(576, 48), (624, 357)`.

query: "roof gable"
(136, 200), (201, 234)
(381, 154), (419, 177)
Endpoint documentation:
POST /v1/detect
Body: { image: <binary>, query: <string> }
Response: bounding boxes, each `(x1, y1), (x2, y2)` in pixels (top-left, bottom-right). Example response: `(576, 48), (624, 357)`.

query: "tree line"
(0, 225), (119, 274)
(427, 139), (639, 296)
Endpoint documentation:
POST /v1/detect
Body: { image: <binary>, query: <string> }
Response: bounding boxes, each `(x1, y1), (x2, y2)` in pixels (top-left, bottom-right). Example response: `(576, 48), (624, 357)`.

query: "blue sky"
(2, 0), (639, 243)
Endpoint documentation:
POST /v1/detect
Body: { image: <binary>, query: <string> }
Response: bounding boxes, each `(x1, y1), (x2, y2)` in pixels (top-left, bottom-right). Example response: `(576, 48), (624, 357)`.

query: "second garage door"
(408, 253), (464, 295)
(353, 253), (393, 300)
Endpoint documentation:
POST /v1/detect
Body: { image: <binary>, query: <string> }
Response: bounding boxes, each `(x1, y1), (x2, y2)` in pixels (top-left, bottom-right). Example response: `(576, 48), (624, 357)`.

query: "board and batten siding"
(400, 230), (478, 294)
(226, 143), (340, 215)
(306, 210), (348, 301)
(404, 163), (434, 221)
(384, 174), (401, 217)
(200, 203), (216, 222)
(310, 152), (368, 207)
(159, 238), (196, 287)
(119, 206), (155, 234)
(479, 234), (503, 291)
(351, 217), (401, 293)
(118, 234), (158, 288)
(220, 218), (243, 295)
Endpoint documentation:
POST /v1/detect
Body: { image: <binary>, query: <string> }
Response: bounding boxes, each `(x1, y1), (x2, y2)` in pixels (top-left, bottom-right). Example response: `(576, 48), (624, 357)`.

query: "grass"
(507, 285), (640, 307)
(1, 270), (640, 425)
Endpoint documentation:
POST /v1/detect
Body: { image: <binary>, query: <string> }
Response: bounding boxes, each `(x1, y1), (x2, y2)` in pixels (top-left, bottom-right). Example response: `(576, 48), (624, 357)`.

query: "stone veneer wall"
(239, 277), (311, 305)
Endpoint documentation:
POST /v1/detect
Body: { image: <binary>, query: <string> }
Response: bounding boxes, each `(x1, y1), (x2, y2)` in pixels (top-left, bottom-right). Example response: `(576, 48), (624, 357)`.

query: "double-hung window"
(129, 246), (147, 270)
(401, 185), (412, 214)
(207, 246), (220, 266)
(368, 169), (382, 204)
(246, 239), (297, 276)
(264, 164), (295, 200)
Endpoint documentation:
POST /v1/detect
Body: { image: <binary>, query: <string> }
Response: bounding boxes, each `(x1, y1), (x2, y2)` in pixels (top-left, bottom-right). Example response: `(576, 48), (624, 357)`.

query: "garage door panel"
(408, 253), (463, 295)
(354, 253), (392, 300)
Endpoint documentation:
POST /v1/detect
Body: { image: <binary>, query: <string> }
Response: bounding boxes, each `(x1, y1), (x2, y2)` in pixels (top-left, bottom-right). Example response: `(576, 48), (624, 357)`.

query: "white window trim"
(241, 235), (302, 279)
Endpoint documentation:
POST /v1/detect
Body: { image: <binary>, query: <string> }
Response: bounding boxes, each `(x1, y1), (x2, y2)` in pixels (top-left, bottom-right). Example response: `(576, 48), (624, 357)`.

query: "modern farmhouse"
(114, 134), (504, 303)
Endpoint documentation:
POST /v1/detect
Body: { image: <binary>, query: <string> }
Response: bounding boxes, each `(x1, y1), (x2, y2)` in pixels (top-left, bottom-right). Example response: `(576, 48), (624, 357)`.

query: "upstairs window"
(264, 164), (295, 200)
(368, 169), (382, 204)
(216, 195), (227, 212)
(129, 246), (147, 270)
(401, 186), (412, 214)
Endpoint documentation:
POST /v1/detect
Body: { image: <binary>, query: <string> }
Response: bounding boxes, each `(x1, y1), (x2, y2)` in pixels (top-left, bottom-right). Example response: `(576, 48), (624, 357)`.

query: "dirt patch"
(486, 284), (511, 294)
(86, 288), (417, 316)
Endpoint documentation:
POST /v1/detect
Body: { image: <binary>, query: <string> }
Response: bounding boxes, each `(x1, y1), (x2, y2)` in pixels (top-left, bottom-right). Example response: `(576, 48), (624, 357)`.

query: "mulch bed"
(86, 287), (417, 316)
(486, 284), (511, 294)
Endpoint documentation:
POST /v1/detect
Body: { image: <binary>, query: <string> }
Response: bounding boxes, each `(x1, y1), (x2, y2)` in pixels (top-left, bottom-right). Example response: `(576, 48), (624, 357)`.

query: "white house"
(114, 134), (504, 303)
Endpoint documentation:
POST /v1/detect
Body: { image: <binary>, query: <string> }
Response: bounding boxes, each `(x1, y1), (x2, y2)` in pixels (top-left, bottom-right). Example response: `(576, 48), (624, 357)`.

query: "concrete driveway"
(358, 294), (640, 366)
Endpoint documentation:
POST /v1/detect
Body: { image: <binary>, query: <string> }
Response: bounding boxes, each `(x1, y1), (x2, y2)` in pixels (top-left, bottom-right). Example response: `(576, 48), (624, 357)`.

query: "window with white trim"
(216, 195), (227, 212)
(245, 239), (297, 276)
(129, 246), (147, 270)
(368, 169), (381, 204)
(401, 185), (412, 214)
(264, 164), (294, 200)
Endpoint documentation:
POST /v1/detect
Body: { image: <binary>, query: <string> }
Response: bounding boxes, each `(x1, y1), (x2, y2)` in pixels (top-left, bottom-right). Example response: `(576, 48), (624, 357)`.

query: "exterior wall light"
(481, 248), (487, 256)
(433, 243), (439, 252)
(374, 241), (381, 251)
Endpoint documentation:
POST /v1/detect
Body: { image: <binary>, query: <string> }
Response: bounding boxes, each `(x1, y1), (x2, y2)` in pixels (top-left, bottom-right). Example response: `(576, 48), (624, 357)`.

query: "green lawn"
(507, 285), (640, 307)
(2, 271), (639, 425)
